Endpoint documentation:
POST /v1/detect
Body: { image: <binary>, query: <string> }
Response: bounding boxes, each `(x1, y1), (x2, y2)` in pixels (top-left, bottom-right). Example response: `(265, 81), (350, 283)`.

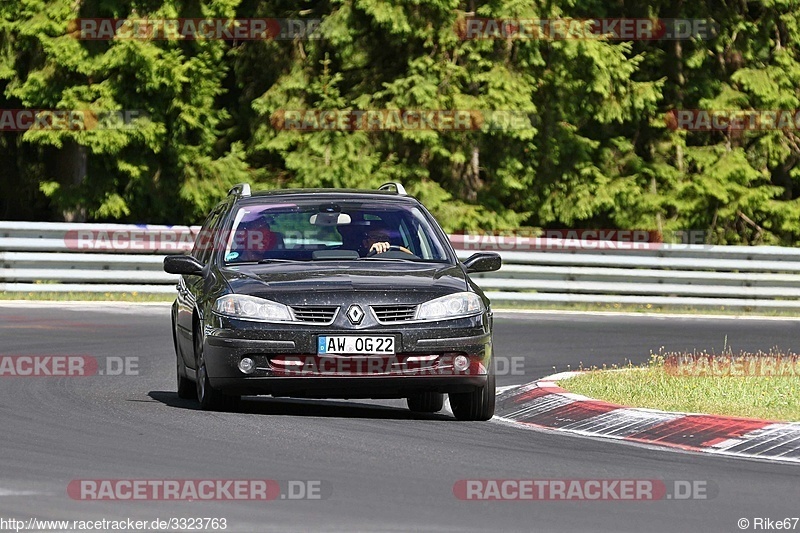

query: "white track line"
(494, 308), (800, 321)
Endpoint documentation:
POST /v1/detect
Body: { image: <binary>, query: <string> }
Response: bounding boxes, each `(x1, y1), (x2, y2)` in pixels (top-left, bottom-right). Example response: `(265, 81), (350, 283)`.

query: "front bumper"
(202, 313), (492, 398)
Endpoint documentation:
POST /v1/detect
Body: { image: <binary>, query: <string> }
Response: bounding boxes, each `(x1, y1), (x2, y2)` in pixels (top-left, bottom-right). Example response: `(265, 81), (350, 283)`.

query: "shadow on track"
(147, 391), (455, 421)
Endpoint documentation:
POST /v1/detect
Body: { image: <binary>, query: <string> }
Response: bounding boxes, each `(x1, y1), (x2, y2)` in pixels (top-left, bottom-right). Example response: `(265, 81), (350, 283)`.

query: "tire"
(174, 312), (196, 400)
(177, 354), (196, 400)
(449, 371), (496, 421)
(194, 325), (241, 412)
(407, 392), (445, 413)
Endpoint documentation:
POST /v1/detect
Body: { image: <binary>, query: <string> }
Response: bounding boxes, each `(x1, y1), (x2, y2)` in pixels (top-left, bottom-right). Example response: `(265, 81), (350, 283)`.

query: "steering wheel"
(366, 245), (411, 257)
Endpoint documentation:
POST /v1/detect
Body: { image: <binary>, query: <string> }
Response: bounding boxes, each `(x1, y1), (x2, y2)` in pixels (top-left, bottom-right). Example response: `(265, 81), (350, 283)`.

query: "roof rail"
(378, 182), (406, 195)
(227, 183), (251, 197)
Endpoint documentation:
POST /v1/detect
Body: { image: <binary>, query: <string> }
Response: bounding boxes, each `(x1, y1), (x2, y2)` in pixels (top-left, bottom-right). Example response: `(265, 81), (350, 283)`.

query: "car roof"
(237, 189), (421, 203)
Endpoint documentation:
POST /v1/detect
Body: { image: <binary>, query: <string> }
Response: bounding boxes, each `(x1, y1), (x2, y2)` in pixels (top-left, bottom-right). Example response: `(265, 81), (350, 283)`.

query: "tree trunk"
(51, 139), (87, 221)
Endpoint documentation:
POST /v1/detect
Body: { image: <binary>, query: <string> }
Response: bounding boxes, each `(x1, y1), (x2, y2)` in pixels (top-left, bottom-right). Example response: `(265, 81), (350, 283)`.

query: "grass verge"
(0, 291), (174, 302)
(559, 354), (800, 422)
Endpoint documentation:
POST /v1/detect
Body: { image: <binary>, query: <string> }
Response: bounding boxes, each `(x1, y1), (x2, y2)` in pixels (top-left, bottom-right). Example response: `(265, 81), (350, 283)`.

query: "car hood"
(221, 262), (467, 300)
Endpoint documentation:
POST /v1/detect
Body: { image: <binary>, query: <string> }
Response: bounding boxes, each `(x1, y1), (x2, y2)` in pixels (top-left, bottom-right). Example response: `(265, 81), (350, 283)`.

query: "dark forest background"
(2, 1), (800, 244)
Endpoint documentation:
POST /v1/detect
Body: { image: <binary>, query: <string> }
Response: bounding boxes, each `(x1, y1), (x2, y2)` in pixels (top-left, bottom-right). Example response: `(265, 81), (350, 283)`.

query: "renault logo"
(346, 304), (365, 325)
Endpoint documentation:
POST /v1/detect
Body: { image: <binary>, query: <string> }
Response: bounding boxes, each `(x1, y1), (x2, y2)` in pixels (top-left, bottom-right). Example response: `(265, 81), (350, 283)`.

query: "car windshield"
(222, 199), (451, 264)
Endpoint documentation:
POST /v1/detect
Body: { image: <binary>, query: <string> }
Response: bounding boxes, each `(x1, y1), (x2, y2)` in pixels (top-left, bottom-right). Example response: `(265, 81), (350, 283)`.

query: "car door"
(176, 206), (225, 370)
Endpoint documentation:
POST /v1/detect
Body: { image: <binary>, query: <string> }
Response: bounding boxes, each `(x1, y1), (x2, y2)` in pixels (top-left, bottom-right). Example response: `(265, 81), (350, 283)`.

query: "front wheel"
(449, 372), (496, 421)
(407, 392), (444, 413)
(174, 310), (195, 400)
(194, 327), (240, 411)
(177, 355), (196, 400)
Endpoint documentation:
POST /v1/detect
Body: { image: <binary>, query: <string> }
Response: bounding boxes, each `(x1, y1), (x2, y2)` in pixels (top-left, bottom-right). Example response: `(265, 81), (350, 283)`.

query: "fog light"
(238, 357), (256, 374)
(453, 355), (470, 372)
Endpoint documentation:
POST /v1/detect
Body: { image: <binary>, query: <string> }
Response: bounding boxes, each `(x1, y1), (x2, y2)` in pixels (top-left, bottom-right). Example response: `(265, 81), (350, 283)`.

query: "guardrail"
(2, 221), (800, 310)
(0, 222), (194, 294)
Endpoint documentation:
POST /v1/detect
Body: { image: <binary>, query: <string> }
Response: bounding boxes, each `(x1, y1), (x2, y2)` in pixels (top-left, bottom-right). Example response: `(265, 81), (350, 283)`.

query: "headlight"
(214, 294), (293, 322)
(416, 292), (484, 321)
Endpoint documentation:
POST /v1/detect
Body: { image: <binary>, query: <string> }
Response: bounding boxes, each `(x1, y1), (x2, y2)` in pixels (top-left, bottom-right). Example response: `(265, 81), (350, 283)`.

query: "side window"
(192, 207), (225, 265)
(191, 213), (215, 261)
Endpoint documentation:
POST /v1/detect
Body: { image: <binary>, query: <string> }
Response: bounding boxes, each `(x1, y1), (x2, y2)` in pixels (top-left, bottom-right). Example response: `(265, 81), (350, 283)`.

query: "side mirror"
(463, 252), (502, 274)
(164, 255), (204, 276)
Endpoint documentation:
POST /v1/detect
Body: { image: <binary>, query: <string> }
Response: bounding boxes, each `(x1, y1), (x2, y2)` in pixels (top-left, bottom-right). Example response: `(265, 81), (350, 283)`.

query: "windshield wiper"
(359, 257), (421, 262)
(257, 258), (302, 264)
(226, 259), (301, 266)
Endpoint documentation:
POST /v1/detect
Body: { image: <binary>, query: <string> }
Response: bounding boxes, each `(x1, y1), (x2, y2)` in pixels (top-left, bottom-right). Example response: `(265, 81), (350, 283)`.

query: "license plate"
(317, 336), (395, 355)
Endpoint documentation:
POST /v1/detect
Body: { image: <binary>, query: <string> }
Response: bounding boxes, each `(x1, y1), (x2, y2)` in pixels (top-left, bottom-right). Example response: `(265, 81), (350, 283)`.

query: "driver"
(234, 217), (283, 261)
(362, 225), (412, 255)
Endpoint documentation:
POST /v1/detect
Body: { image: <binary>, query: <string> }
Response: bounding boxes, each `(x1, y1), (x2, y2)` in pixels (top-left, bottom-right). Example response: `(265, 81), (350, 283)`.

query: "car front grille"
(371, 304), (418, 324)
(290, 306), (339, 324)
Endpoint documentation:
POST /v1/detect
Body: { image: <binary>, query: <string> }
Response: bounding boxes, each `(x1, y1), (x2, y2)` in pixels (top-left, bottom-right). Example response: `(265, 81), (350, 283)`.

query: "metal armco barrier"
(2, 221), (800, 310)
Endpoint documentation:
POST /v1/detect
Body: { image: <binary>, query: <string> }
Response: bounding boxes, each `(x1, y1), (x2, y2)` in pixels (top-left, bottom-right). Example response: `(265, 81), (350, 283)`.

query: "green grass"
(560, 354), (800, 422)
(0, 291), (174, 302)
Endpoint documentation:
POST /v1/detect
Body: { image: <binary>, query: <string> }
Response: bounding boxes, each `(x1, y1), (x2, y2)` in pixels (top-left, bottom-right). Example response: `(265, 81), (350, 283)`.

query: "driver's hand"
(369, 241), (391, 254)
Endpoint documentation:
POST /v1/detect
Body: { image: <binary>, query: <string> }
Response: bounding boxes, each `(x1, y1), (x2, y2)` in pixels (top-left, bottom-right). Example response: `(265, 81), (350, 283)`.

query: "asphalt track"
(1, 303), (798, 532)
